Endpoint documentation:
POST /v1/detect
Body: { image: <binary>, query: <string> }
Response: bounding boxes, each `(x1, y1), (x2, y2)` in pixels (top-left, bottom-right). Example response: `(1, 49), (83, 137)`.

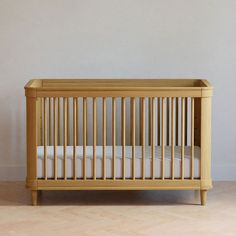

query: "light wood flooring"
(0, 181), (235, 236)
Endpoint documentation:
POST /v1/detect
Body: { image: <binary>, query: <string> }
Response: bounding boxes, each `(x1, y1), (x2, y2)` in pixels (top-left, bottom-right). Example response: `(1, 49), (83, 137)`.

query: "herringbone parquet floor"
(0, 181), (235, 236)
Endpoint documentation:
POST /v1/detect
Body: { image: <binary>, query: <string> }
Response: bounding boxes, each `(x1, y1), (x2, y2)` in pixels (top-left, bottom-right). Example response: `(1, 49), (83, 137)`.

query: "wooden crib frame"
(25, 79), (213, 206)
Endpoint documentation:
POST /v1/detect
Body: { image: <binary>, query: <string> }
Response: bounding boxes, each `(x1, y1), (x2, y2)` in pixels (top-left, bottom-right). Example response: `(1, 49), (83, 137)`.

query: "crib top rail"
(25, 79), (213, 98)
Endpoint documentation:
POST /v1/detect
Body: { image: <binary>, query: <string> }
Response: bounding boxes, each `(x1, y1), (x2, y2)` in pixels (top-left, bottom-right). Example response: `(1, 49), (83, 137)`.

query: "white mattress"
(37, 146), (200, 179)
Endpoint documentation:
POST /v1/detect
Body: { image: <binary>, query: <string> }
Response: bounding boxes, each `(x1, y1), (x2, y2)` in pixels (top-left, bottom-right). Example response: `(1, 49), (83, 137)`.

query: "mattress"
(37, 146), (200, 179)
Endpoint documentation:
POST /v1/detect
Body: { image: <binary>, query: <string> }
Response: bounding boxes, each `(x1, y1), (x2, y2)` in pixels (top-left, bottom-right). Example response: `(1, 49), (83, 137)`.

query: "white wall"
(0, 0), (235, 180)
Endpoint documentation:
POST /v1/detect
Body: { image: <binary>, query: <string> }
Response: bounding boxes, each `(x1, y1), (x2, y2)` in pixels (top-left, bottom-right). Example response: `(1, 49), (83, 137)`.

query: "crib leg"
(31, 190), (38, 206)
(200, 190), (207, 206)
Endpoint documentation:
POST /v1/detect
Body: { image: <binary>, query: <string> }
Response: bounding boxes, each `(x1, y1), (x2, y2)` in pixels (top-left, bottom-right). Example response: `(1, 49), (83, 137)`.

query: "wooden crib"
(25, 79), (213, 206)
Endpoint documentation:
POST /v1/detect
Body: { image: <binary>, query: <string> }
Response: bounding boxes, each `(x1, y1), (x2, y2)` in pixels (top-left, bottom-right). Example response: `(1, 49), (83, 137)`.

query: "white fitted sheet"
(37, 146), (200, 179)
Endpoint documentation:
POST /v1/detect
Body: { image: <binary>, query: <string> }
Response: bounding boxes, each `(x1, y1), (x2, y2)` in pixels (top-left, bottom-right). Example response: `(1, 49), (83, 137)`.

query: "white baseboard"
(0, 164), (235, 181)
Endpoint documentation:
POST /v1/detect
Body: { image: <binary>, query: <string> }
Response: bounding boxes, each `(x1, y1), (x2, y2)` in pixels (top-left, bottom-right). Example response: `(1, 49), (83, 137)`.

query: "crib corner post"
(25, 94), (38, 191)
(200, 190), (207, 206)
(200, 94), (213, 194)
(31, 190), (38, 206)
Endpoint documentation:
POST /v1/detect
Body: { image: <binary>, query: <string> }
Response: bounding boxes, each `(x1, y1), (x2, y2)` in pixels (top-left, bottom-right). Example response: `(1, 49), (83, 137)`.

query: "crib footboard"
(25, 79), (213, 205)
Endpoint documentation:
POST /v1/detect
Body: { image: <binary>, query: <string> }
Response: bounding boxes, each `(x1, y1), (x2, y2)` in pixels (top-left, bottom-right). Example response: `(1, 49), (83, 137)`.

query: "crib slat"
(162, 98), (165, 180)
(76, 98), (79, 145)
(57, 98), (60, 145)
(171, 97), (175, 179)
(103, 97), (106, 180)
(176, 97), (179, 146)
(38, 98), (43, 145)
(67, 98), (70, 145)
(142, 97), (145, 180)
(53, 98), (57, 180)
(191, 98), (195, 179)
(181, 97), (185, 179)
(151, 97), (155, 180)
(157, 98), (160, 146)
(131, 97), (135, 180)
(43, 98), (47, 180)
(149, 97), (152, 145)
(122, 97), (126, 180)
(166, 97), (170, 146)
(63, 98), (67, 180)
(49, 97), (52, 145)
(139, 98), (142, 145)
(93, 97), (97, 180)
(83, 97), (87, 180)
(86, 98), (88, 145)
(73, 98), (77, 180)
(112, 97), (116, 180)
(185, 98), (188, 146)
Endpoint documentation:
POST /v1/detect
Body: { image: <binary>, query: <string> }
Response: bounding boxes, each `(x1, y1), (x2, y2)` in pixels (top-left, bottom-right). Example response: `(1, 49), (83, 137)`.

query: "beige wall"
(0, 0), (236, 180)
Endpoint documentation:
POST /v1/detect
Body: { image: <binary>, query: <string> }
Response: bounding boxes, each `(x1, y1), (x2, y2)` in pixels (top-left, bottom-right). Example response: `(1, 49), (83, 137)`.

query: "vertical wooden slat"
(40, 98), (43, 145)
(49, 97), (52, 145)
(142, 97), (145, 180)
(181, 97), (185, 179)
(171, 97), (175, 179)
(122, 97), (126, 180)
(76, 98), (79, 145)
(63, 98), (67, 180)
(166, 97), (170, 146)
(67, 98), (70, 145)
(131, 97), (135, 180)
(191, 98), (195, 179)
(175, 97), (179, 146)
(130, 98), (132, 146)
(139, 98), (142, 145)
(36, 98), (43, 145)
(157, 98), (161, 146)
(41, 98), (43, 145)
(57, 98), (60, 145)
(148, 97), (152, 145)
(53, 97), (57, 180)
(151, 97), (155, 179)
(103, 97), (106, 180)
(112, 97), (116, 180)
(93, 97), (97, 180)
(83, 97), (87, 180)
(162, 97), (165, 180)
(86, 99), (88, 145)
(73, 98), (77, 180)
(43, 98), (47, 180)
(185, 98), (188, 146)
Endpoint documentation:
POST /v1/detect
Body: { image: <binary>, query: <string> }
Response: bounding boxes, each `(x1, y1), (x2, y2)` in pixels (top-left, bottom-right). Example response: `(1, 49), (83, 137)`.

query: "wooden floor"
(0, 182), (235, 236)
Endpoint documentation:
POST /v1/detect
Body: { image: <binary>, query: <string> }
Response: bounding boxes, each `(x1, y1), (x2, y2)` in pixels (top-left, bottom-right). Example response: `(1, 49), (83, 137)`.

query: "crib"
(25, 79), (213, 205)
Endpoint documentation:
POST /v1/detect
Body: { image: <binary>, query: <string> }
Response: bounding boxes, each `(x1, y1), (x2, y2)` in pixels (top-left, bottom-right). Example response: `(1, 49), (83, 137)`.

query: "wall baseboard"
(0, 164), (235, 181)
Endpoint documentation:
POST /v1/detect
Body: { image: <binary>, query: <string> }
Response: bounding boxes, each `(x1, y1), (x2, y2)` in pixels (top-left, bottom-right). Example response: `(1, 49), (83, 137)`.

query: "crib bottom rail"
(36, 179), (201, 190)
(27, 178), (212, 206)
